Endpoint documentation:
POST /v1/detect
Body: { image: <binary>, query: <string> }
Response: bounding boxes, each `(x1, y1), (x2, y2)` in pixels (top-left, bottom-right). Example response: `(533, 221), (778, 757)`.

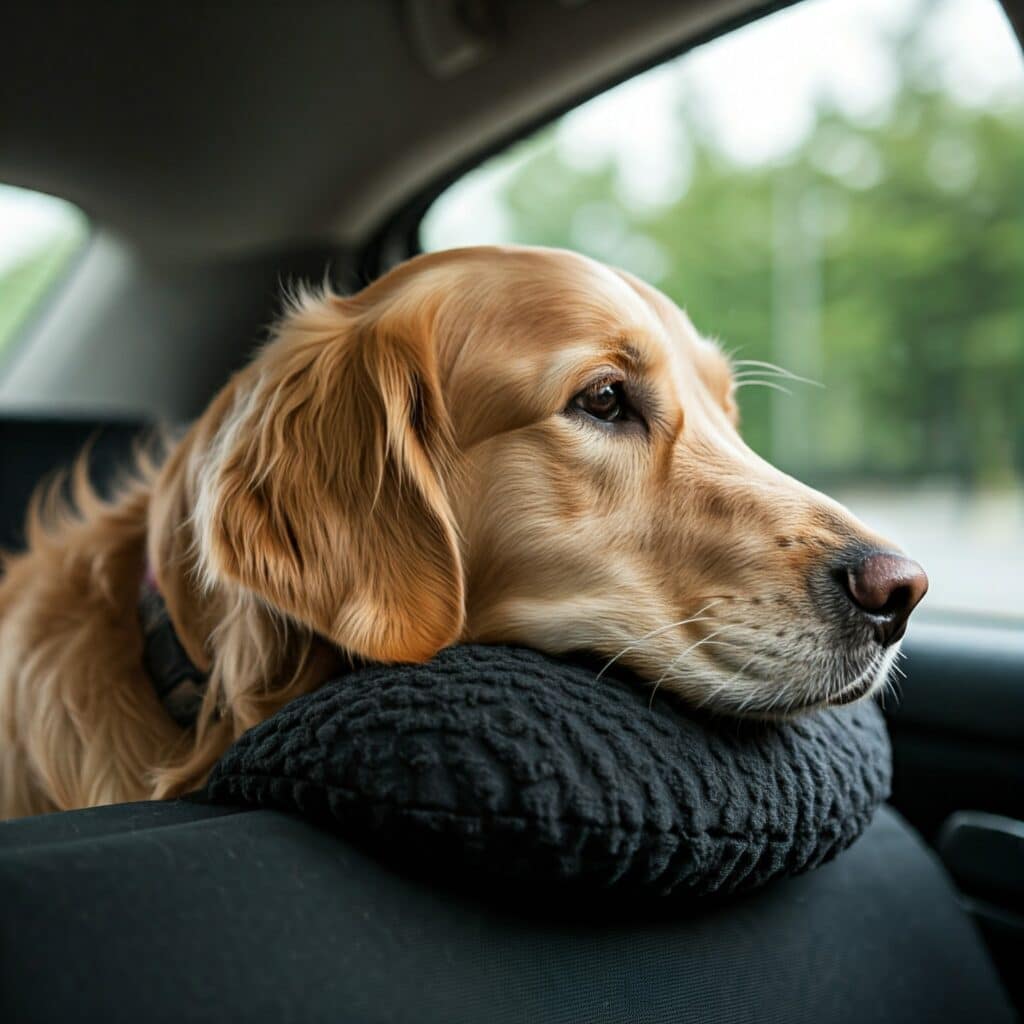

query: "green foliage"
(0, 230), (84, 360)
(490, 56), (1024, 489)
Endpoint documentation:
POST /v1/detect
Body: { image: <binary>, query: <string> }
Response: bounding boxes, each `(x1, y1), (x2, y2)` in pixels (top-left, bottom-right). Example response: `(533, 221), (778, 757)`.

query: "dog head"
(182, 245), (926, 716)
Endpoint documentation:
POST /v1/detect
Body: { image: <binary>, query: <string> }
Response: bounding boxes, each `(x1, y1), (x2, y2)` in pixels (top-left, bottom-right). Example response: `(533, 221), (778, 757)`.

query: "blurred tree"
(490, 27), (1024, 490)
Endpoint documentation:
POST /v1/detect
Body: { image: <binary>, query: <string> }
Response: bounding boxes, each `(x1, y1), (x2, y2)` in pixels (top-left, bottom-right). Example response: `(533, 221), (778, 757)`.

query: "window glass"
(422, 0), (1024, 620)
(0, 184), (87, 363)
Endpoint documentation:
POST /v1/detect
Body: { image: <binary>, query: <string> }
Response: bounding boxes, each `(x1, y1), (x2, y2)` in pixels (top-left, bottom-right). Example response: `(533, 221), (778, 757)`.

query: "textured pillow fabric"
(206, 645), (891, 897)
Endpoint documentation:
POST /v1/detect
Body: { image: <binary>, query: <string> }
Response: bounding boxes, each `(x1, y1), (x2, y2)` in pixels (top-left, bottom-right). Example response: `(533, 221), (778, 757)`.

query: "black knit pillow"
(206, 645), (891, 897)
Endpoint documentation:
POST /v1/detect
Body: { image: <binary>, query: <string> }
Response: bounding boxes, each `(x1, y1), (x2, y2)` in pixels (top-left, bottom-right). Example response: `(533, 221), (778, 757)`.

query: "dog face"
(189, 245), (926, 716)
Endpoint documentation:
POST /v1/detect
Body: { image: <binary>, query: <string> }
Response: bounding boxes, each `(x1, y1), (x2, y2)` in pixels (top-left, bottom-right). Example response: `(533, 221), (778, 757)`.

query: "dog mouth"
(829, 664), (883, 706)
(773, 643), (896, 716)
(610, 571), (914, 718)
(681, 630), (897, 718)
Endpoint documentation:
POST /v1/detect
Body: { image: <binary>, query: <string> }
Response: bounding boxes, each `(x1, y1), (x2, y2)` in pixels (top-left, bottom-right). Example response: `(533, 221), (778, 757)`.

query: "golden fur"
(0, 245), (910, 819)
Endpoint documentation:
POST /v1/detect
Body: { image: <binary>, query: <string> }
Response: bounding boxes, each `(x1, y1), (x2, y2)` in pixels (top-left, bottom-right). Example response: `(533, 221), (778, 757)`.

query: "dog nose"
(843, 552), (928, 646)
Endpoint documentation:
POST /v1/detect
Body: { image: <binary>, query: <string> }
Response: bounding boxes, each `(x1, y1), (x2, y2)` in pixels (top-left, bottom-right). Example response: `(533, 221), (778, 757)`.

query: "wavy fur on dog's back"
(0, 456), (180, 815)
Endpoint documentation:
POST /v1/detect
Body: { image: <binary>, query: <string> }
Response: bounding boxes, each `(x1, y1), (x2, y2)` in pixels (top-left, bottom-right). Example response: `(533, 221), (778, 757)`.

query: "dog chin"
(731, 643), (900, 721)
(831, 644), (900, 706)
(799, 644), (900, 715)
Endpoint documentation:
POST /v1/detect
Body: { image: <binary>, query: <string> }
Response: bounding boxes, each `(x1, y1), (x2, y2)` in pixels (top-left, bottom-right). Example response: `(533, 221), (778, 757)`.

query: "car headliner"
(2, 1), (813, 257)
(4, 1), (1022, 256)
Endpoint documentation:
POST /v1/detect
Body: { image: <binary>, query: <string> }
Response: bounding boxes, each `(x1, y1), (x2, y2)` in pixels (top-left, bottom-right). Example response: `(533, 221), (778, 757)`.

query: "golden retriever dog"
(0, 245), (927, 819)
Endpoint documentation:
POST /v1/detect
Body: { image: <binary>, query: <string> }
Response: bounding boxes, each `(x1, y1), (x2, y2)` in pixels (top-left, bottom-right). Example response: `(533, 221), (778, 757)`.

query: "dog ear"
(197, 290), (464, 662)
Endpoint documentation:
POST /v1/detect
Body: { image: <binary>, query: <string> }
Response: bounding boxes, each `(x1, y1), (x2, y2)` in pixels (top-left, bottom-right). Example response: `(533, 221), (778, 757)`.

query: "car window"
(422, 0), (1024, 621)
(0, 184), (87, 366)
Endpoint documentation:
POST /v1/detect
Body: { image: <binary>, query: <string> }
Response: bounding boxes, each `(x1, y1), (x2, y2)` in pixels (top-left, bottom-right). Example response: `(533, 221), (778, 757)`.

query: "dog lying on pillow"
(0, 245), (926, 818)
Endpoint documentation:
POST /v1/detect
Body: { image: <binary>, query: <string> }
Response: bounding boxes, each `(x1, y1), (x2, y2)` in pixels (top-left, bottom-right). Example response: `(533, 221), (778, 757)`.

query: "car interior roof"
(4, 1), (812, 258)
(4, 1), (1023, 259)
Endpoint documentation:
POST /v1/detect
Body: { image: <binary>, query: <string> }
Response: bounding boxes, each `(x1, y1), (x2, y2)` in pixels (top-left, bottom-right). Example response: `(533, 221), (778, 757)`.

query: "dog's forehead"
(400, 246), (733, 389)
(405, 247), (649, 326)
(525, 253), (728, 378)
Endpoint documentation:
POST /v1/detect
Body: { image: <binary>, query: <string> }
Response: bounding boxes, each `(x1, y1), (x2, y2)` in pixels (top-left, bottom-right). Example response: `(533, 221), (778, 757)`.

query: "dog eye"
(571, 381), (628, 423)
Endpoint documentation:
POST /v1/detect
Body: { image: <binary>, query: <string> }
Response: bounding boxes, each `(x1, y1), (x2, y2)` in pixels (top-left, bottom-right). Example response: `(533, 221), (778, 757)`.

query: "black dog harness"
(139, 566), (208, 729)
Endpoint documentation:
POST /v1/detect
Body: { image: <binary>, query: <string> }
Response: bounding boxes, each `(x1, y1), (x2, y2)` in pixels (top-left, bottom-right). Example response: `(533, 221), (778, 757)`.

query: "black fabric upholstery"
(207, 644), (891, 898)
(0, 414), (149, 552)
(0, 800), (1013, 1023)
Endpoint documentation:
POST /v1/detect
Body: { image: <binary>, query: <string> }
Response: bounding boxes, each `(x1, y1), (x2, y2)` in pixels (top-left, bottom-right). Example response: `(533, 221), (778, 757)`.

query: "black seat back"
(0, 415), (151, 553)
(0, 802), (1015, 1024)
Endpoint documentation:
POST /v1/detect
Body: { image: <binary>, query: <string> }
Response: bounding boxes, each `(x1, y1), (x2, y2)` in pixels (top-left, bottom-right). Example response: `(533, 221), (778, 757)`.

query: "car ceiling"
(4, 2), (1023, 260)
(3, 0), (801, 258)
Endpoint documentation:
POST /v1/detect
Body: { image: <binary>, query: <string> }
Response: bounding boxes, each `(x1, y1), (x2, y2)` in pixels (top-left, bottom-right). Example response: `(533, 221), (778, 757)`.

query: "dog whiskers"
(733, 379), (793, 396)
(595, 601), (723, 681)
(731, 359), (824, 389)
(646, 628), (735, 709)
(879, 648), (906, 710)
